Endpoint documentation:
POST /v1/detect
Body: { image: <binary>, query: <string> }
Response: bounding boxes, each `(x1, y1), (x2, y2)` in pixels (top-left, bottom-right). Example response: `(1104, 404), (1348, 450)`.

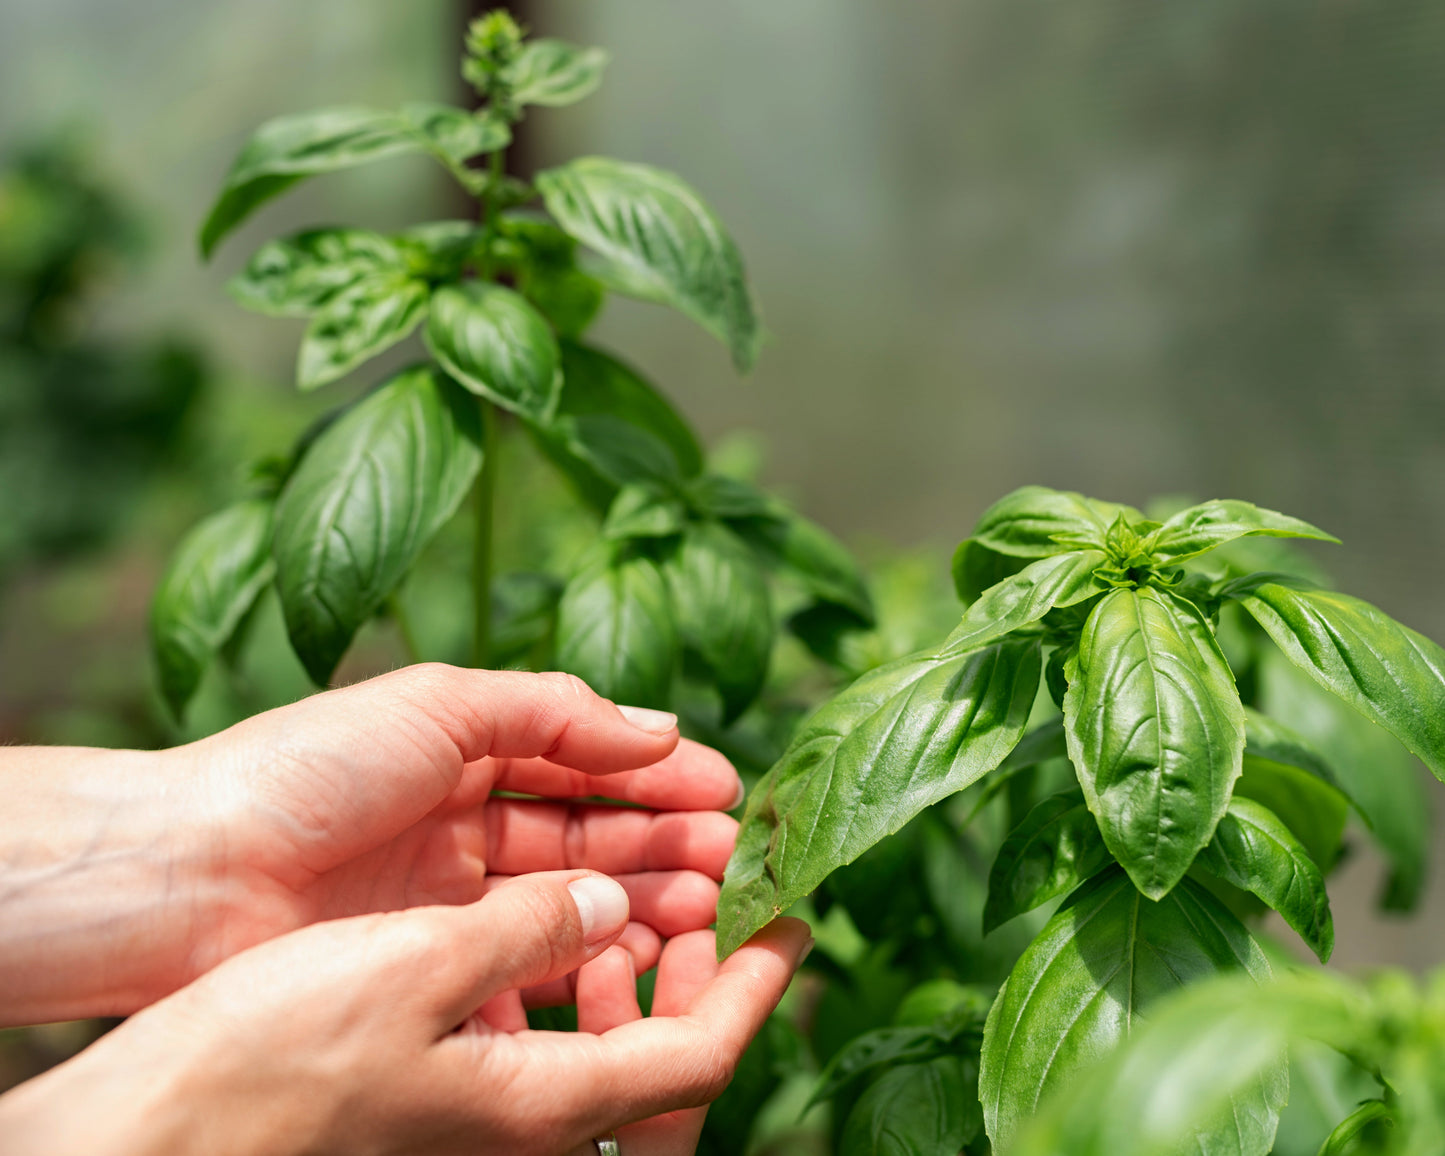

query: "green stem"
(472, 398), (499, 667)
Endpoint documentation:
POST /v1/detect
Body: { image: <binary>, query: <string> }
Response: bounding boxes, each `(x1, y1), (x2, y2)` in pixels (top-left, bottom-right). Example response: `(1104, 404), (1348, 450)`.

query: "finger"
(484, 801), (738, 880)
(521, 922), (661, 1009)
(482, 871), (720, 940)
(493, 739), (745, 811)
(467, 917), (811, 1140)
(575, 946), (641, 1034)
(476, 989), (528, 1032)
(428, 870), (630, 1026)
(651, 931), (721, 1016)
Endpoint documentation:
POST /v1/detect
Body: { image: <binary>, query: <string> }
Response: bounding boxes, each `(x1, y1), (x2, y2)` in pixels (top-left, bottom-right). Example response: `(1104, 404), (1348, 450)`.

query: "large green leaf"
(980, 868), (1285, 1154)
(970, 486), (1144, 558)
(1012, 971), (1364, 1156)
(1258, 645), (1429, 911)
(717, 637), (1041, 957)
(228, 229), (403, 317)
(665, 521), (773, 724)
(296, 273), (429, 389)
(1226, 576), (1445, 783)
(272, 366), (482, 684)
(424, 281), (560, 421)
(151, 499), (275, 718)
(1198, 797), (1333, 962)
(951, 537), (1029, 605)
(504, 39), (609, 107)
(938, 549), (1108, 657)
(1148, 500), (1337, 564)
(529, 342), (703, 510)
(537, 157), (760, 371)
(983, 789), (1109, 934)
(733, 506), (875, 625)
(199, 104), (509, 257)
(554, 543), (678, 709)
(839, 1057), (978, 1156)
(1064, 587), (1246, 899)
(1238, 708), (1353, 872)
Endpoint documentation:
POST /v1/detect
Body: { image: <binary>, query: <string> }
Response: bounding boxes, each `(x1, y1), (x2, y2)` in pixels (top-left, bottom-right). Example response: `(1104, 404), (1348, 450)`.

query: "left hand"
(0, 665), (743, 1025)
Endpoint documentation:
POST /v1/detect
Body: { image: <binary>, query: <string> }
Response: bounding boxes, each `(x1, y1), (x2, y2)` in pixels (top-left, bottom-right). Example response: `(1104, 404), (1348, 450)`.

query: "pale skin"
(0, 664), (811, 1155)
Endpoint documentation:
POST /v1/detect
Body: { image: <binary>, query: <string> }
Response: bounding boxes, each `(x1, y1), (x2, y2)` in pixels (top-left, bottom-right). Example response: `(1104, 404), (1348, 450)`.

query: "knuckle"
(540, 670), (594, 702)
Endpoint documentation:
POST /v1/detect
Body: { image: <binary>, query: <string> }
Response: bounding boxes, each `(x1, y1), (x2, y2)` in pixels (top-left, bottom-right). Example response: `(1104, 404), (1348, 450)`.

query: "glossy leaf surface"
(980, 868), (1283, 1154)
(1199, 797), (1333, 962)
(601, 484), (687, 541)
(1148, 499), (1337, 564)
(537, 157), (760, 371)
(555, 544), (677, 709)
(971, 486), (1143, 558)
(1228, 577), (1445, 783)
(228, 229), (402, 317)
(297, 274), (428, 389)
(200, 104), (508, 256)
(272, 367), (482, 683)
(505, 39), (609, 106)
(1064, 586), (1246, 898)
(939, 549), (1107, 657)
(984, 789), (1109, 933)
(151, 499), (275, 718)
(839, 1057), (977, 1156)
(718, 637), (1041, 956)
(425, 281), (561, 421)
(951, 537), (1028, 605)
(666, 521), (773, 724)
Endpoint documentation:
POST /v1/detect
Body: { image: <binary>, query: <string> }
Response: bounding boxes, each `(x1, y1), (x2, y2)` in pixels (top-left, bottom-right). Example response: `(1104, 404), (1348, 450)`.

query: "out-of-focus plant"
(720, 486), (1445, 1154)
(0, 137), (205, 578)
(153, 11), (872, 732)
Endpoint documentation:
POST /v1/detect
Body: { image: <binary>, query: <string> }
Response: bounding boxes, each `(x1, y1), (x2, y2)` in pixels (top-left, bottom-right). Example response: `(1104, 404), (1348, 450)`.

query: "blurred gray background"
(2, 0), (1444, 970)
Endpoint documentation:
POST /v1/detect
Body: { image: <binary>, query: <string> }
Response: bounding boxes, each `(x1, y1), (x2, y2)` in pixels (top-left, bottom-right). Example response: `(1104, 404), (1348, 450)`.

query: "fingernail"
(798, 937), (816, 966)
(617, 704), (678, 735)
(569, 876), (630, 943)
(730, 778), (747, 810)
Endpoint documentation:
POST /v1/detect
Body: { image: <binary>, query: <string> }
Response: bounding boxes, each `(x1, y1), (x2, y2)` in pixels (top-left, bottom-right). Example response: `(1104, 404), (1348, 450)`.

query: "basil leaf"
(1064, 586), (1246, 899)
(983, 789), (1109, 934)
(1149, 499), (1338, 564)
(938, 549), (1108, 657)
(718, 637), (1041, 957)
(1225, 576), (1445, 784)
(666, 521), (773, 724)
(396, 220), (483, 278)
(839, 1057), (978, 1156)
(555, 543), (677, 709)
(296, 273), (429, 389)
(971, 486), (1144, 558)
(807, 1025), (951, 1111)
(489, 571), (563, 668)
(1259, 645), (1429, 911)
(1238, 708), (1353, 871)
(733, 507), (874, 626)
(951, 537), (1028, 605)
(529, 342), (703, 509)
(273, 366), (482, 684)
(980, 868), (1284, 1154)
(520, 263), (605, 339)
(504, 39), (609, 107)
(537, 157), (760, 371)
(200, 105), (508, 257)
(150, 498), (275, 718)
(1199, 797), (1333, 962)
(601, 484), (687, 541)
(228, 229), (403, 317)
(684, 473), (774, 520)
(425, 281), (561, 421)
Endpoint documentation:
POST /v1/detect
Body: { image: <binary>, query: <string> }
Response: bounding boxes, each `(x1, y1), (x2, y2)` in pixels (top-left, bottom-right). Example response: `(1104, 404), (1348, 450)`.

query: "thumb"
(431, 870), (630, 1027)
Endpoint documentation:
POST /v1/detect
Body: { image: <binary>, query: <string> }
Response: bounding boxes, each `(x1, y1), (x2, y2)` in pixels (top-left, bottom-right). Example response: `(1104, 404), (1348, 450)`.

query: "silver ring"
(593, 1135), (620, 1156)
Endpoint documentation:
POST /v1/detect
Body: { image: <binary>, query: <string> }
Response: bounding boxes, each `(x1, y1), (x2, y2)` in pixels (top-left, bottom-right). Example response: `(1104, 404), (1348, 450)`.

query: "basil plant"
(151, 12), (871, 722)
(720, 485), (1445, 1154)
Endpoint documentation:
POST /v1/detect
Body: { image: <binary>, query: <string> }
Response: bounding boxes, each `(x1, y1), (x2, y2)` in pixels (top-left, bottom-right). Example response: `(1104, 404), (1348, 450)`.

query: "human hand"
(0, 665), (743, 1025)
(0, 869), (811, 1156)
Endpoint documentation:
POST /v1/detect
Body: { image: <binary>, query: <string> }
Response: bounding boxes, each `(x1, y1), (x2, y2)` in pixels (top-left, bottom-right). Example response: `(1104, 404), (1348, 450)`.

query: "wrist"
(0, 745), (233, 1023)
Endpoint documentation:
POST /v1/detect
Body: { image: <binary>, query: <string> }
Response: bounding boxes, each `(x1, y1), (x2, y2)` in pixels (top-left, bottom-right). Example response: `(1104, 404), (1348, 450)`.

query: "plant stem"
(472, 398), (499, 667)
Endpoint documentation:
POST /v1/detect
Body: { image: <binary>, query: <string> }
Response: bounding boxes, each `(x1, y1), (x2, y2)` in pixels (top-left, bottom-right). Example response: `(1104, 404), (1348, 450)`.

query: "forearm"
(0, 746), (224, 1024)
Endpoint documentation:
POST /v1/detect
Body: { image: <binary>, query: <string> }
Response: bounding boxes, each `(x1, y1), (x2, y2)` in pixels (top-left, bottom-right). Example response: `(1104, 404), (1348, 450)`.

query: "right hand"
(0, 868), (811, 1156)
